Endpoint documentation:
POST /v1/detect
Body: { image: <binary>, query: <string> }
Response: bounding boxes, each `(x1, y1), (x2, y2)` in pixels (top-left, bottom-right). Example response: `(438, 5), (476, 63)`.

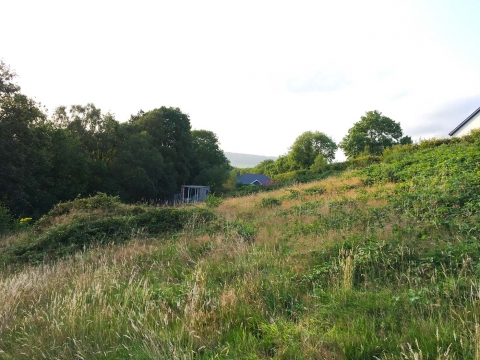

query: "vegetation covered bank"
(1, 134), (480, 358)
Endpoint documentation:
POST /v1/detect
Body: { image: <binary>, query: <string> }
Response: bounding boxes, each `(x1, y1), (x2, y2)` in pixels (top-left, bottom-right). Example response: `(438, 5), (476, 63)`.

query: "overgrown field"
(1, 138), (480, 359)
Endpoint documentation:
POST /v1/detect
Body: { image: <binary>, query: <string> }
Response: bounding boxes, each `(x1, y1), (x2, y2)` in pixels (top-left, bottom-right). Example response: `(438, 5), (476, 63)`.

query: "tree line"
(0, 61), (230, 218)
(240, 111), (412, 179)
(1, 59), (413, 218)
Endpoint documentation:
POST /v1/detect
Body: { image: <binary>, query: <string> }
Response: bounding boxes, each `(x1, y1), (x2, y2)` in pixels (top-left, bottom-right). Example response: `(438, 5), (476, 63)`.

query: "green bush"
(231, 183), (282, 198)
(233, 221), (257, 242)
(259, 197), (282, 208)
(36, 193), (122, 230)
(205, 194), (223, 208)
(282, 189), (301, 200)
(0, 204), (13, 235)
(325, 162), (349, 171)
(273, 170), (306, 182)
(234, 184), (262, 196)
(2, 198), (215, 266)
(348, 155), (381, 168)
(302, 186), (326, 195)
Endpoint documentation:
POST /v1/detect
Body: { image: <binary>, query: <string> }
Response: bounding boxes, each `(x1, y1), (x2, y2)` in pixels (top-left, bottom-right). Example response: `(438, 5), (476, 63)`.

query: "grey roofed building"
(179, 185), (210, 203)
(236, 173), (272, 186)
(449, 106), (480, 137)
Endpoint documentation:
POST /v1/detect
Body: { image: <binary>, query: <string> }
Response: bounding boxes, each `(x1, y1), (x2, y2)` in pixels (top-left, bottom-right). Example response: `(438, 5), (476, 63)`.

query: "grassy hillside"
(1, 137), (480, 359)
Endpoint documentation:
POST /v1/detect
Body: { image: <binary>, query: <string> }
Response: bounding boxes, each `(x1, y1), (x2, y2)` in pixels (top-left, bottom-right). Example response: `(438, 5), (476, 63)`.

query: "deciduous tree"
(339, 110), (412, 158)
(130, 107), (193, 198)
(289, 131), (337, 169)
(190, 130), (231, 192)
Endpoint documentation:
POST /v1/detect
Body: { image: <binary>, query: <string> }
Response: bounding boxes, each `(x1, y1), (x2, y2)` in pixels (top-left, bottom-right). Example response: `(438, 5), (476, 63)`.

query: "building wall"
(454, 111), (480, 137)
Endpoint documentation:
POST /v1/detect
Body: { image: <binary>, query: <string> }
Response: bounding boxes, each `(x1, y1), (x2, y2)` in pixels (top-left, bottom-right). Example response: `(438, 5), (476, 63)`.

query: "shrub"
(348, 155), (381, 168)
(325, 162), (349, 171)
(259, 197), (282, 208)
(36, 193), (122, 230)
(273, 170), (310, 182)
(205, 194), (223, 208)
(302, 186), (326, 195)
(233, 221), (257, 242)
(2, 200), (215, 266)
(0, 204), (13, 235)
(282, 189), (301, 200)
(310, 154), (328, 173)
(234, 184), (262, 196)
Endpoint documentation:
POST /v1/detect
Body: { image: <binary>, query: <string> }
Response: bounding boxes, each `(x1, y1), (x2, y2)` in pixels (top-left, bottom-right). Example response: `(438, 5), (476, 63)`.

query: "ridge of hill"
(225, 151), (278, 168)
(1, 133), (480, 359)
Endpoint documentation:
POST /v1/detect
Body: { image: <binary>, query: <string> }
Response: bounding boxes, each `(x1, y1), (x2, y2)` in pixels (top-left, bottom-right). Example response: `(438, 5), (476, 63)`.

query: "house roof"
(237, 173), (271, 185)
(449, 106), (480, 136)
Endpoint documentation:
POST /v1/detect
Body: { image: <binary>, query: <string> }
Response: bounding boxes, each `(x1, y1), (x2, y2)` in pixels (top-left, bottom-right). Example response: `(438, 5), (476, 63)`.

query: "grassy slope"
(1, 139), (480, 359)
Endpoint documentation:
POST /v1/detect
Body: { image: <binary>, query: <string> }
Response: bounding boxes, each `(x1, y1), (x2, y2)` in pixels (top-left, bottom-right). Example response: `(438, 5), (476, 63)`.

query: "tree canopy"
(289, 131), (337, 169)
(339, 110), (412, 158)
(0, 62), (48, 215)
(190, 130), (231, 192)
(0, 61), (233, 217)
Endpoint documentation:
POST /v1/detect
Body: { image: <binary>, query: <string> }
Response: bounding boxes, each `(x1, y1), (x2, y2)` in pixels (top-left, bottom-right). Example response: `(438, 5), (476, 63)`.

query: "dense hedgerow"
(0, 194), (215, 267)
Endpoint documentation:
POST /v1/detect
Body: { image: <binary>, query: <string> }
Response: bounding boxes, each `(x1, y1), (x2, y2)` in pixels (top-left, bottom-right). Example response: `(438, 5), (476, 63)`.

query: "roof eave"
(449, 106), (480, 136)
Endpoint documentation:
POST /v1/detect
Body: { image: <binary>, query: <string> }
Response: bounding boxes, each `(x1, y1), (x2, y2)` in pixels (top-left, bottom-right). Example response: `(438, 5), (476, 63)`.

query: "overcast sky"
(2, 0), (480, 158)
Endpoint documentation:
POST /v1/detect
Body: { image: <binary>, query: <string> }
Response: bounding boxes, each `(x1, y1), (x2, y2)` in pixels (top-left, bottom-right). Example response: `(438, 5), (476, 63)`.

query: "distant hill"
(224, 152), (278, 168)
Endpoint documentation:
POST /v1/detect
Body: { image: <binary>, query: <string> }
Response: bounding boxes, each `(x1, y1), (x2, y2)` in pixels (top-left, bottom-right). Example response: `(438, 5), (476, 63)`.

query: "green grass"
(1, 136), (480, 359)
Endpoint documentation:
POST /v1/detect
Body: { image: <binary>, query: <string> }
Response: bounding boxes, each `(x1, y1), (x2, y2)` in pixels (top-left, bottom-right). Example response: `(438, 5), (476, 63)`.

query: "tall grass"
(1, 138), (480, 358)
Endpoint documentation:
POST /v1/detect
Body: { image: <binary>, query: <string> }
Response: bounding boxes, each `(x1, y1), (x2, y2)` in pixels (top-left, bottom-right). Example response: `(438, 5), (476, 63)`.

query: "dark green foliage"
(1, 194), (215, 267)
(0, 91), (47, 215)
(310, 153), (328, 173)
(0, 61), (234, 217)
(45, 128), (90, 203)
(289, 131), (337, 168)
(0, 203), (13, 235)
(204, 194), (223, 208)
(274, 155), (293, 174)
(252, 159), (276, 177)
(34, 193), (122, 229)
(231, 184), (281, 197)
(0, 60), (20, 95)
(324, 161), (349, 172)
(347, 154), (381, 168)
(282, 189), (301, 200)
(339, 110), (411, 158)
(302, 186), (326, 195)
(274, 169), (336, 184)
(234, 184), (263, 195)
(190, 130), (231, 192)
(232, 221), (257, 242)
(209, 218), (258, 243)
(129, 107), (192, 197)
(110, 131), (165, 201)
(259, 197), (282, 208)
(273, 170), (305, 182)
(361, 141), (480, 186)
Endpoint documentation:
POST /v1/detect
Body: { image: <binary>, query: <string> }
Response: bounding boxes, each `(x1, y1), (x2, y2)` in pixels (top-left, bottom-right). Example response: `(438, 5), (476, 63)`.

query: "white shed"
(449, 107), (480, 137)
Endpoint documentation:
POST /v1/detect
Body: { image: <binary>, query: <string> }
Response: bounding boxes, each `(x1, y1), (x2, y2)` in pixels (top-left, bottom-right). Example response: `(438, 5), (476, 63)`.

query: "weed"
(259, 197), (282, 208)
(205, 194), (223, 208)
